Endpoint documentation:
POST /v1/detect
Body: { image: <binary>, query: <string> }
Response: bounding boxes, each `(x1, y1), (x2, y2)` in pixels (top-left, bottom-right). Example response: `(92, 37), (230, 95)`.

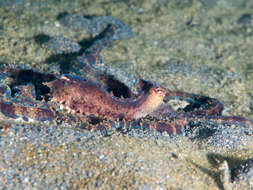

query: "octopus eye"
(154, 87), (166, 95)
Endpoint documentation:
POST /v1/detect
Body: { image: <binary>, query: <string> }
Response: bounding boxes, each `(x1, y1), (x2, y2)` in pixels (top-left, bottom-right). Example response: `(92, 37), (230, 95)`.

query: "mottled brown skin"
(0, 100), (55, 122)
(46, 75), (167, 120)
(0, 16), (251, 135)
(0, 65), (56, 122)
(0, 64), (252, 135)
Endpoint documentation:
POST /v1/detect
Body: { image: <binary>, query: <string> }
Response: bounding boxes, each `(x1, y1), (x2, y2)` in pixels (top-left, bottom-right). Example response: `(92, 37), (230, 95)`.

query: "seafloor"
(0, 0), (252, 189)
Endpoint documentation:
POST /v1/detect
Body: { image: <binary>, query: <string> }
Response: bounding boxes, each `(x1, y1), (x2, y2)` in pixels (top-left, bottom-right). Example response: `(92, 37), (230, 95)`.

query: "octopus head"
(150, 86), (167, 99)
(146, 86), (167, 109)
(133, 85), (167, 118)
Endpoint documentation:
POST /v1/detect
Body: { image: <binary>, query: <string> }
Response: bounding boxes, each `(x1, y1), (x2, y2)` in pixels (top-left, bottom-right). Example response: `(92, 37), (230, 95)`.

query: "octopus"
(0, 63), (252, 135)
(0, 14), (252, 135)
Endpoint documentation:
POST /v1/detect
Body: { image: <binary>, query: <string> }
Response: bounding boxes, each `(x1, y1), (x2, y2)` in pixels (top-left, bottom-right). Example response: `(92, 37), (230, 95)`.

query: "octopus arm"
(46, 75), (167, 120)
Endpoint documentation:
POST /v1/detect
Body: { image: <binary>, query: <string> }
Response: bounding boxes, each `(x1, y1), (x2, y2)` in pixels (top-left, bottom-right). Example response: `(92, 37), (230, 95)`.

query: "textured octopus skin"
(0, 65), (252, 135)
(45, 74), (167, 120)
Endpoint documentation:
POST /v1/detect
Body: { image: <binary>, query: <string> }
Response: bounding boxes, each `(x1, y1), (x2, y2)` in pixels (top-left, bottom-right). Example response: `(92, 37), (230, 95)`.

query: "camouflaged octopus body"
(46, 75), (167, 120)
(0, 65), (252, 135)
(0, 13), (252, 135)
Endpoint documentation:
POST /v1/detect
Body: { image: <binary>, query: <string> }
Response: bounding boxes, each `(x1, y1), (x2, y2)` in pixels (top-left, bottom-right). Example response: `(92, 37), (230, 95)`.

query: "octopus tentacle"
(165, 91), (224, 117)
(45, 74), (167, 120)
(0, 64), (252, 135)
(0, 100), (55, 122)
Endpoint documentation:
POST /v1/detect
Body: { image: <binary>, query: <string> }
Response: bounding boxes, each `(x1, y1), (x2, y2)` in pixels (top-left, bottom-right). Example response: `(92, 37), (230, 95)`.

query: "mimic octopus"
(0, 63), (252, 135)
(0, 15), (252, 135)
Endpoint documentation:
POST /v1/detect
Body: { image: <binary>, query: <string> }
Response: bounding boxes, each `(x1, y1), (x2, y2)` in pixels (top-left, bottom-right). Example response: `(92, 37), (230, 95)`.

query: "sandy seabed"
(0, 0), (252, 189)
